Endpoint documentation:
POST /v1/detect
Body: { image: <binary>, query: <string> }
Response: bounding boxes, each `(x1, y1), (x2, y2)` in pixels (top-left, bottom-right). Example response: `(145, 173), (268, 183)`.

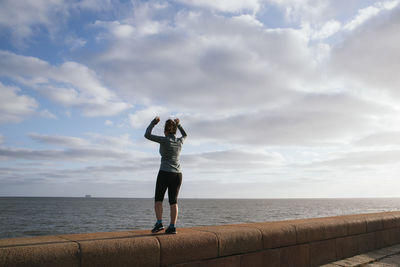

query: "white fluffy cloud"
(184, 92), (390, 146)
(28, 133), (89, 148)
(89, 3), (398, 149)
(93, 10), (316, 113)
(354, 132), (400, 147)
(0, 0), (67, 43)
(0, 51), (132, 117)
(0, 146), (128, 161)
(271, 1), (399, 42)
(330, 5), (400, 103)
(0, 133), (145, 163)
(183, 149), (285, 173)
(307, 150), (400, 168)
(307, 19), (341, 40)
(129, 106), (168, 129)
(0, 0), (121, 44)
(175, 0), (261, 13)
(268, 0), (331, 23)
(269, 0), (399, 25)
(0, 82), (38, 124)
(343, 0), (399, 31)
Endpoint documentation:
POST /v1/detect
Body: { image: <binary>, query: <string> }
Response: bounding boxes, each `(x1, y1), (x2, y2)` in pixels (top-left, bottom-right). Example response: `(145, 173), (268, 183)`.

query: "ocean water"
(1, 197), (400, 239)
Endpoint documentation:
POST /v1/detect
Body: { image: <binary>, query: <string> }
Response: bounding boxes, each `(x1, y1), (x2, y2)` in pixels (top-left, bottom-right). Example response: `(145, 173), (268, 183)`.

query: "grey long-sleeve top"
(144, 120), (187, 173)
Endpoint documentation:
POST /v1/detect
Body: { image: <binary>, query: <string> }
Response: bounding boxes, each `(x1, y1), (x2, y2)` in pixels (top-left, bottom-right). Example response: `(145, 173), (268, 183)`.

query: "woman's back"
(159, 135), (184, 172)
(144, 118), (187, 173)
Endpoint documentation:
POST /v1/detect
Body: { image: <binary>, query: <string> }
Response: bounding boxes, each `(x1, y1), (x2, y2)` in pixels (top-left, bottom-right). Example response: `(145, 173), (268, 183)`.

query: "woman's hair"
(164, 119), (177, 135)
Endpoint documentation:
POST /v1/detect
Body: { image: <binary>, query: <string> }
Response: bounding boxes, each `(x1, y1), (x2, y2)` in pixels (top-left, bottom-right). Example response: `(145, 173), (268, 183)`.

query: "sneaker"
(151, 222), (164, 233)
(165, 226), (177, 234)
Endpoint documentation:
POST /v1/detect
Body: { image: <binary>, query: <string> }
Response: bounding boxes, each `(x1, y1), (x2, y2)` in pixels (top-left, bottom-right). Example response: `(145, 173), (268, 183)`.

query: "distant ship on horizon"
(85, 195), (92, 198)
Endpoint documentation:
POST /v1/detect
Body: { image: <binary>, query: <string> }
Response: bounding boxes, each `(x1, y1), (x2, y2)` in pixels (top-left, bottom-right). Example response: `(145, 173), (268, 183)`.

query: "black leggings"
(155, 170), (182, 205)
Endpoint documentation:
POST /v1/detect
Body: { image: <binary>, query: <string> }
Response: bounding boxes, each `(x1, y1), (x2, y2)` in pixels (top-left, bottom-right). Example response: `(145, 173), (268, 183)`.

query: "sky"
(1, 0), (400, 198)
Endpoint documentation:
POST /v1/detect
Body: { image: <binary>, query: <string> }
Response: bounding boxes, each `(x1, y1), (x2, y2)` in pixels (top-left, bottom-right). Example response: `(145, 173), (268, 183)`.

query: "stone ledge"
(155, 228), (218, 266)
(79, 235), (160, 267)
(1, 211), (400, 267)
(0, 242), (80, 267)
(193, 225), (263, 256)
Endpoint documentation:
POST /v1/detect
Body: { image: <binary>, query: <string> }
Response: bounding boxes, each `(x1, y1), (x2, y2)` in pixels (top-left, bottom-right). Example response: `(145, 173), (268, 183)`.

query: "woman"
(144, 116), (187, 234)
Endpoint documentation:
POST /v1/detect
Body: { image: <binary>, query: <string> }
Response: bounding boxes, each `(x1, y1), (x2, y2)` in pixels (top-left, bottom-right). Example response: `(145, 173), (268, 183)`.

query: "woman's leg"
(170, 203), (178, 224)
(155, 201), (163, 221)
(154, 171), (168, 221)
(168, 172), (182, 225)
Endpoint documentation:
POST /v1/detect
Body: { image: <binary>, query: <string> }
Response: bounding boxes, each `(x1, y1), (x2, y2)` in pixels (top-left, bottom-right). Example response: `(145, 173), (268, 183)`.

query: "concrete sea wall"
(1, 211), (400, 267)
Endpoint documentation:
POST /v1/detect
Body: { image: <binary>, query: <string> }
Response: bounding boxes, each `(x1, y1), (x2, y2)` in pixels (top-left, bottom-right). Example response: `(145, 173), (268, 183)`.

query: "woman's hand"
(174, 118), (180, 125)
(153, 116), (160, 124)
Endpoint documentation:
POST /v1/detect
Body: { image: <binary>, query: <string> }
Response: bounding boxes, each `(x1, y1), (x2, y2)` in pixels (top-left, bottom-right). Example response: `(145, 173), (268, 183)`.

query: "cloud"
(343, 0), (399, 31)
(128, 106), (168, 129)
(93, 1), (171, 39)
(0, 164), (157, 197)
(271, 1), (399, 42)
(269, 0), (398, 26)
(64, 35), (87, 50)
(307, 19), (342, 40)
(94, 21), (136, 39)
(0, 82), (38, 124)
(0, 132), (150, 163)
(0, 50), (132, 117)
(29, 133), (89, 147)
(330, 10), (400, 113)
(92, 10), (317, 115)
(0, 0), (124, 45)
(308, 150), (400, 168)
(354, 132), (400, 147)
(330, 5), (400, 103)
(182, 149), (285, 172)
(0, 0), (67, 44)
(0, 146), (130, 161)
(86, 133), (136, 149)
(184, 92), (390, 146)
(27, 132), (140, 152)
(268, 0), (331, 23)
(73, 0), (116, 11)
(88, 6), (397, 149)
(39, 109), (57, 119)
(175, 0), (262, 13)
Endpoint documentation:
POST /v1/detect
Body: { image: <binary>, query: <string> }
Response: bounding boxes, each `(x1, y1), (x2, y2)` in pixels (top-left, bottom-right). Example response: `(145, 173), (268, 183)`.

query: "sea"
(1, 197), (400, 239)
